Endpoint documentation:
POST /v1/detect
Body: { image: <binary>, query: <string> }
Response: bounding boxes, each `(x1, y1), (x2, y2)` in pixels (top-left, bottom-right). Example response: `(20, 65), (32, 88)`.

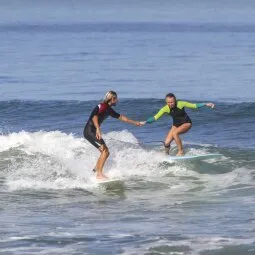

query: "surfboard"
(96, 179), (124, 189)
(167, 153), (223, 161)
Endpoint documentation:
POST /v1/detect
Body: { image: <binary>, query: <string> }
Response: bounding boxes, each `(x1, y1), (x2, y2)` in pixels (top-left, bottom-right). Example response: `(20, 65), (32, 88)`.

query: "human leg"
(172, 123), (192, 156)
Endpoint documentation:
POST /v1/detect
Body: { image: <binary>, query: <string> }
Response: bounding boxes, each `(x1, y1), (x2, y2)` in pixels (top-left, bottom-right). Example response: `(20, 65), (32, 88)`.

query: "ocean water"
(0, 1), (255, 254)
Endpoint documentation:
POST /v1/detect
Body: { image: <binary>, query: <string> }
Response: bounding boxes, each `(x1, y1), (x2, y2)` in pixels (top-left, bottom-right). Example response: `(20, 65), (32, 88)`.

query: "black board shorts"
(173, 116), (192, 127)
(173, 120), (192, 128)
(83, 122), (106, 149)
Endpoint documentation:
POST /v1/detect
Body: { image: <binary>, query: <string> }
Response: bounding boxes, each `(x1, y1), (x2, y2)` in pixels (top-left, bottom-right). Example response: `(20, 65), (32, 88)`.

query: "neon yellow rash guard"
(146, 101), (206, 126)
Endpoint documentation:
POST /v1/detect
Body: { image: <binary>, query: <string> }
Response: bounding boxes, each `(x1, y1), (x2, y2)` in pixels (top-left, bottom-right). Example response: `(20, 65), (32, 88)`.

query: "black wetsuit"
(146, 101), (205, 127)
(83, 103), (120, 149)
(170, 106), (192, 127)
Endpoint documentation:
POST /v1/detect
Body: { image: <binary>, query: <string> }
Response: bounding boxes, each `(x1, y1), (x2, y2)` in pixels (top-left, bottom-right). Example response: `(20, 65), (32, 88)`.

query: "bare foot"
(96, 173), (109, 180)
(176, 150), (184, 156)
(102, 173), (109, 179)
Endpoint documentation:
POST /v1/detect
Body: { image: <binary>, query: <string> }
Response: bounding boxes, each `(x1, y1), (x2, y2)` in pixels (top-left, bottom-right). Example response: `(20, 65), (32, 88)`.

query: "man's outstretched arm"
(119, 115), (142, 126)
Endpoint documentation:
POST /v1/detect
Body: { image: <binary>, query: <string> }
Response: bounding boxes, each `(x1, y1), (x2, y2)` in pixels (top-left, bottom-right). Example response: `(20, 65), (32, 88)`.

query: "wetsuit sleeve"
(146, 116), (155, 123)
(196, 103), (206, 108)
(108, 108), (121, 119)
(179, 101), (206, 109)
(146, 105), (169, 123)
(90, 105), (100, 117)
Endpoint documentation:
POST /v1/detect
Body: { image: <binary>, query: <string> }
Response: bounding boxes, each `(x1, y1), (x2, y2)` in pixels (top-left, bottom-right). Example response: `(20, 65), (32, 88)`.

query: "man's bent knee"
(99, 145), (110, 155)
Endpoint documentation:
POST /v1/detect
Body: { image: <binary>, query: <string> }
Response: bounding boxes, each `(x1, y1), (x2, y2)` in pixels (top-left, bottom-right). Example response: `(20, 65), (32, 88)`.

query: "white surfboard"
(96, 179), (124, 188)
(167, 153), (223, 161)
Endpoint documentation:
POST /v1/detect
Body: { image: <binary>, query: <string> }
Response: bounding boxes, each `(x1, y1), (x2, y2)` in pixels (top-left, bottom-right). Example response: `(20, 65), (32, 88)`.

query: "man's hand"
(134, 121), (141, 127)
(96, 128), (102, 140)
(134, 121), (146, 127)
(119, 115), (146, 127)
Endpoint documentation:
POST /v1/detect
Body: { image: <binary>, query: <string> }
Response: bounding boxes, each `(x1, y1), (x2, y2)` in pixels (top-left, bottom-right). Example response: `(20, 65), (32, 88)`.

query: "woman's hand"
(206, 103), (215, 109)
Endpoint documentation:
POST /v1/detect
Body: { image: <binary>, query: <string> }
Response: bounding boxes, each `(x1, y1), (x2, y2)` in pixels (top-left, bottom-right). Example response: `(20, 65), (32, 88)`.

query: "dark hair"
(165, 93), (176, 100)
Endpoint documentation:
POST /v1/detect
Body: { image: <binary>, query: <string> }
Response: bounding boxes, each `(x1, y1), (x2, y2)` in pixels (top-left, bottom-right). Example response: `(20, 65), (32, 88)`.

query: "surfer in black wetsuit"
(84, 91), (142, 179)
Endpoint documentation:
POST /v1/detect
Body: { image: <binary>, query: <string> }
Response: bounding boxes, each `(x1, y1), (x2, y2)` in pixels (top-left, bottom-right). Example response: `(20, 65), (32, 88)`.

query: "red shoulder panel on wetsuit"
(98, 103), (108, 114)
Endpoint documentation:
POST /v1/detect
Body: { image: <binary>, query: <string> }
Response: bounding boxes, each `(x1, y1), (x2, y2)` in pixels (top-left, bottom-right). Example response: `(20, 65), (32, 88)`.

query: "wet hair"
(165, 93), (176, 101)
(103, 91), (118, 103)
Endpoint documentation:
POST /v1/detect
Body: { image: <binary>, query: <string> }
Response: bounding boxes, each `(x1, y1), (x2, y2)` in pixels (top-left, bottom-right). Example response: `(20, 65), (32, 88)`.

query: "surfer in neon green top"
(141, 93), (215, 156)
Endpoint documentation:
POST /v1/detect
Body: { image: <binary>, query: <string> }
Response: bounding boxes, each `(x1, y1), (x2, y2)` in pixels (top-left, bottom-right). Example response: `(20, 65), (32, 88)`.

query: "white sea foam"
(121, 235), (255, 255)
(0, 130), (253, 194)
